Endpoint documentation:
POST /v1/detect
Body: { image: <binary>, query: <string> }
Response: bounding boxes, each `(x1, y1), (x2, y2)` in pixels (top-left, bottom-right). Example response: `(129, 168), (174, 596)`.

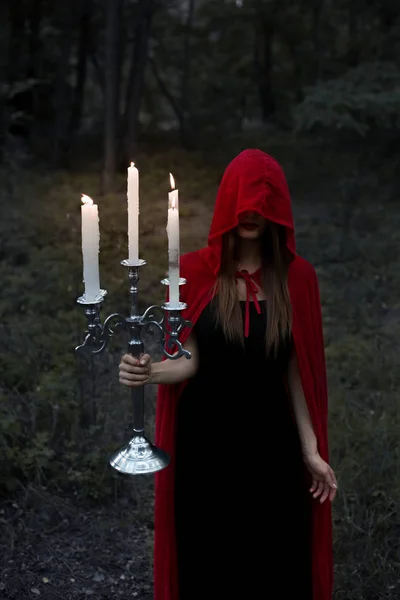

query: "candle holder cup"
(75, 259), (191, 475)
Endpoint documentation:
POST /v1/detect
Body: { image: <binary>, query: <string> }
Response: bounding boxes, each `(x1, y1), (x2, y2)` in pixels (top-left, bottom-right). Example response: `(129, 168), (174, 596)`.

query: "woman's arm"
(149, 331), (199, 385)
(286, 344), (318, 457)
(286, 344), (338, 502)
(119, 331), (199, 388)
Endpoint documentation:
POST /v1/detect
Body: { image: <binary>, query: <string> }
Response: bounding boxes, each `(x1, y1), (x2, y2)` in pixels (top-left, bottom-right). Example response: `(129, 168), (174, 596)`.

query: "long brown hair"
(211, 221), (293, 357)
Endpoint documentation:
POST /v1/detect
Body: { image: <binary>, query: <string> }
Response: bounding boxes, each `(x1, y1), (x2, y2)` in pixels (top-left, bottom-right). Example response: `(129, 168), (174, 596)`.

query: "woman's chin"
(237, 228), (262, 240)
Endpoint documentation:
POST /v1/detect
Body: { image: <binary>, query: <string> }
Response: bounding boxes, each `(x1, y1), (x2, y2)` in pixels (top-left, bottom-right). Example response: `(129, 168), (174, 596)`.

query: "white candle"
(81, 194), (101, 302)
(167, 173), (180, 306)
(127, 162), (139, 262)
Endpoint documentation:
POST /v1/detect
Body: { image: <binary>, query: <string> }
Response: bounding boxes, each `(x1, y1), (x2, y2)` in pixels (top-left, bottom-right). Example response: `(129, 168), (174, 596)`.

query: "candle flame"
(130, 162), (135, 167)
(169, 173), (175, 190)
(81, 194), (93, 205)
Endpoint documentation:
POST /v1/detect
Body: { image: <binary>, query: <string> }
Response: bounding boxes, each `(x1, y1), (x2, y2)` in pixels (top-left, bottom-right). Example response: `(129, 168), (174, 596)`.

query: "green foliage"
(294, 62), (400, 136)
(0, 389), (57, 492)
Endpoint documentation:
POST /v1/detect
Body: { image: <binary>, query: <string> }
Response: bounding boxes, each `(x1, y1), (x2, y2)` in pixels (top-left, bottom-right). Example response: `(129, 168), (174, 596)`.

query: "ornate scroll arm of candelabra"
(74, 301), (105, 355)
(140, 304), (192, 360)
(164, 313), (193, 359)
(75, 309), (128, 355)
(99, 312), (129, 348)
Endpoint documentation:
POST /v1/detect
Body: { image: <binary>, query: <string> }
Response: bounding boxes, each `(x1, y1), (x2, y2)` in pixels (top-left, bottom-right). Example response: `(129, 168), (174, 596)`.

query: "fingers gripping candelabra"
(75, 258), (191, 475)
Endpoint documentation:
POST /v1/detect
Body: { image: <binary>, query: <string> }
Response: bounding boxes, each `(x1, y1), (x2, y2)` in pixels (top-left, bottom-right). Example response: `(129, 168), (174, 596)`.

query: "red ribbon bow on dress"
(235, 268), (263, 337)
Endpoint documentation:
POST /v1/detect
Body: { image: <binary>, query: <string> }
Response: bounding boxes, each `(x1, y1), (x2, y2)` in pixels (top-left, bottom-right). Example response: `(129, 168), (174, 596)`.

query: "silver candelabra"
(75, 258), (191, 475)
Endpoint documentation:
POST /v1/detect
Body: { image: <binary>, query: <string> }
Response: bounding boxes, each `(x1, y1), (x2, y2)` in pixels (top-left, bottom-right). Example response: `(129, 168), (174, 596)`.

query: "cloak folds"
(154, 149), (333, 600)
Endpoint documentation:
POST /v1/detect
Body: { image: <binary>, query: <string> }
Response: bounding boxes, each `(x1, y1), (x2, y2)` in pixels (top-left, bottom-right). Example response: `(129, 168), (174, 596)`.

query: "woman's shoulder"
(180, 249), (204, 276)
(288, 255), (320, 295)
(289, 254), (317, 279)
(177, 249), (217, 309)
(178, 249), (215, 299)
(180, 249), (201, 267)
(180, 248), (214, 278)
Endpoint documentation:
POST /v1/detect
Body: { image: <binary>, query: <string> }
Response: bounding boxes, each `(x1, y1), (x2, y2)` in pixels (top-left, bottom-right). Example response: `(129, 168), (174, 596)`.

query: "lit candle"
(167, 173), (180, 306)
(127, 162), (139, 262)
(81, 194), (101, 302)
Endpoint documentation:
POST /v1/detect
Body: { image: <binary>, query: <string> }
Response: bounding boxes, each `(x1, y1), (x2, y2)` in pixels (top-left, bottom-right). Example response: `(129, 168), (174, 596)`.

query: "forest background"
(0, 1), (399, 598)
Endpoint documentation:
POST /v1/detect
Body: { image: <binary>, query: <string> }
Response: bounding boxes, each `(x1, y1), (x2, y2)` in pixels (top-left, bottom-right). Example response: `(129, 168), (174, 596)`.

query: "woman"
(119, 149), (338, 600)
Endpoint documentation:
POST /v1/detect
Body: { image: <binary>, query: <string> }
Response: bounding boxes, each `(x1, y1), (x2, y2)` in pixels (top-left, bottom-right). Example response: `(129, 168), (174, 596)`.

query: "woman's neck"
(236, 239), (262, 272)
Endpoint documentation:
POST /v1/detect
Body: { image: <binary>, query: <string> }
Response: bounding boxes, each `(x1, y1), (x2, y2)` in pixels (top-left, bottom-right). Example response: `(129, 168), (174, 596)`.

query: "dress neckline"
(235, 269), (266, 336)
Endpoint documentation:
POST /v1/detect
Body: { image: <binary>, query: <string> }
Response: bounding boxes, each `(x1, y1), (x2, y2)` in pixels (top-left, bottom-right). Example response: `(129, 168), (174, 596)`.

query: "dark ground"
(0, 487), (154, 599)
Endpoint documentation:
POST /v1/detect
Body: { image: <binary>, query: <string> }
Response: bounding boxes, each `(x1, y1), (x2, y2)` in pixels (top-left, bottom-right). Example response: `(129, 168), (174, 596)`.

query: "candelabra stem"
(107, 259), (171, 474)
(127, 322), (145, 434)
(128, 265), (140, 319)
(127, 264), (144, 433)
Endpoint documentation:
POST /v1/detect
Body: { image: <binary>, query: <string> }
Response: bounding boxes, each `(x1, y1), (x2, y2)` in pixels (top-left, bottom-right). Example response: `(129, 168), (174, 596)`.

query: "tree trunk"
(254, 16), (275, 121)
(0, 3), (7, 146)
(52, 2), (75, 167)
(6, 0), (25, 82)
(102, 0), (121, 193)
(346, 3), (359, 66)
(149, 56), (185, 131)
(180, 0), (196, 147)
(70, 0), (91, 133)
(286, 37), (304, 104)
(312, 0), (324, 80)
(123, 0), (155, 164)
(28, 0), (42, 78)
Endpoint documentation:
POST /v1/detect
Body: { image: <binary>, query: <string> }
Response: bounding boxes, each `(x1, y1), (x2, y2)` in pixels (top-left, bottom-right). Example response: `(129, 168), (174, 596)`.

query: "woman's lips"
(240, 223), (259, 230)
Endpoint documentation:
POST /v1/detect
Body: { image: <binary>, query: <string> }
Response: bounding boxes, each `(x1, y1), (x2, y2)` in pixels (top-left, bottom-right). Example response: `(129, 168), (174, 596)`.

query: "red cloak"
(154, 149), (333, 600)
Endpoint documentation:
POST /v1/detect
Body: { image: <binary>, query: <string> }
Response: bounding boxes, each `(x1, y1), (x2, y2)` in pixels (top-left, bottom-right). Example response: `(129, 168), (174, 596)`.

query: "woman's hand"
(303, 451), (338, 504)
(119, 353), (152, 387)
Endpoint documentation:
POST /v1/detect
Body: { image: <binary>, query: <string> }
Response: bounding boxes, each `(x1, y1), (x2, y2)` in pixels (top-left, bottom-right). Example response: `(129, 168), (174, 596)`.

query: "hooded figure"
(152, 149), (334, 600)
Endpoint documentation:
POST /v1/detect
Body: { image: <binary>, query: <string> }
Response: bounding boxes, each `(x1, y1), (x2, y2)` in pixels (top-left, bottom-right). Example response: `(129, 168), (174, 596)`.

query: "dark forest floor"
(0, 488), (153, 600)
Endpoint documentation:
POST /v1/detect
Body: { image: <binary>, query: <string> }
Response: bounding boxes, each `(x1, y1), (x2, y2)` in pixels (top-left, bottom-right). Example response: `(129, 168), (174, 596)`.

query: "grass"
(0, 132), (399, 598)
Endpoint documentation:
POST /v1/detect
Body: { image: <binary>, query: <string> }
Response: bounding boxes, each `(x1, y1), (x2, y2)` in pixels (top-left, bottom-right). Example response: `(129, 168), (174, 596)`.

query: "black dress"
(174, 298), (312, 599)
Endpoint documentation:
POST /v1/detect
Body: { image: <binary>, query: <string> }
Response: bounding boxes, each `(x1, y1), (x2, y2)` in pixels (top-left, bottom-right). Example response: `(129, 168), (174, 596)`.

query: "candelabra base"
(109, 434), (170, 475)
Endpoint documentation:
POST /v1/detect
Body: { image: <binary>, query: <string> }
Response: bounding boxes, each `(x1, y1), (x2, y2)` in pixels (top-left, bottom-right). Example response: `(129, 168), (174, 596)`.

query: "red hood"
(205, 149), (296, 275)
